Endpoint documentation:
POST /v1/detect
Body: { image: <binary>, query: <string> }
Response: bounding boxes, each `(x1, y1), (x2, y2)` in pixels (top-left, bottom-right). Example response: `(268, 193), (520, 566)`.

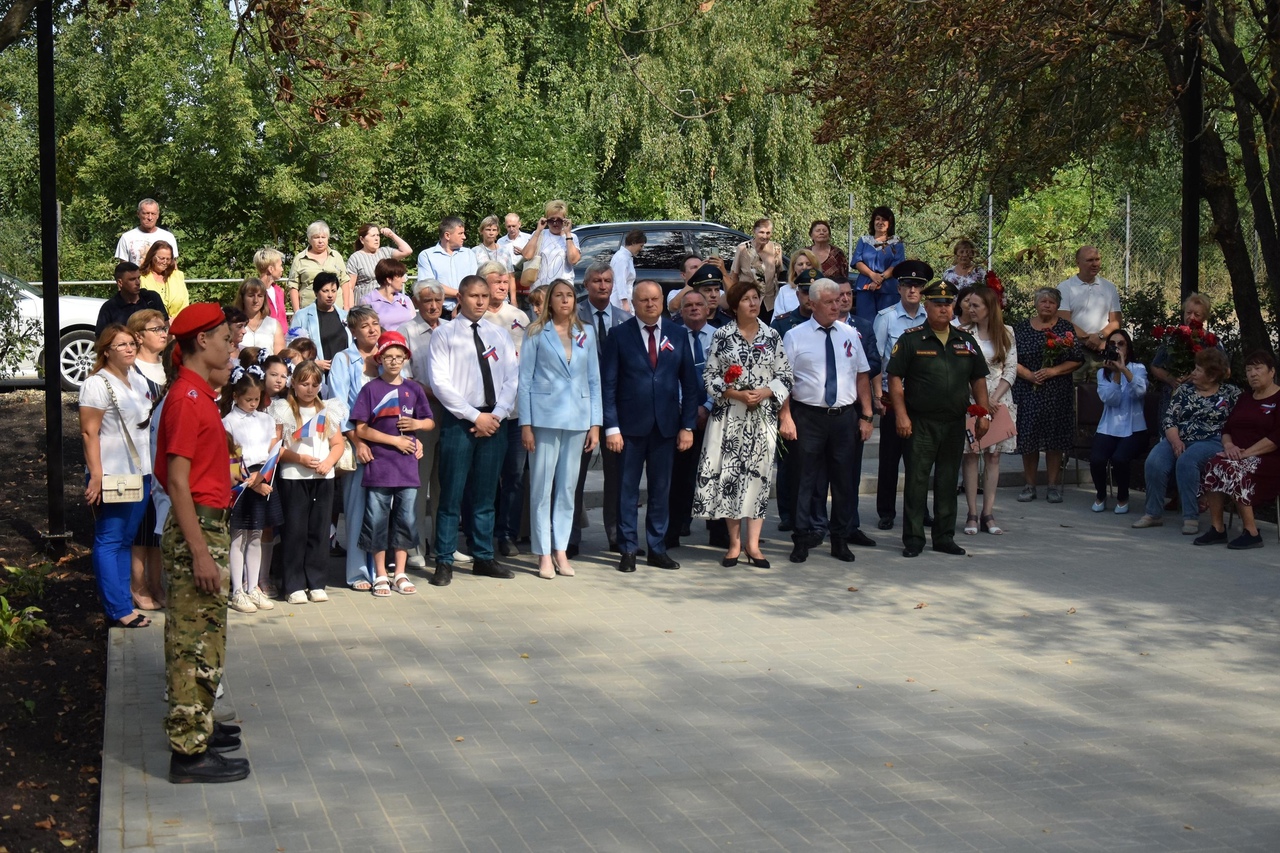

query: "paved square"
(101, 485), (1280, 852)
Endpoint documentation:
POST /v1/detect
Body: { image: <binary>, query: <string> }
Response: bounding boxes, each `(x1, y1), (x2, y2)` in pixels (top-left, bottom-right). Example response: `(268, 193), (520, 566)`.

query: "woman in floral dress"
(693, 282), (793, 567)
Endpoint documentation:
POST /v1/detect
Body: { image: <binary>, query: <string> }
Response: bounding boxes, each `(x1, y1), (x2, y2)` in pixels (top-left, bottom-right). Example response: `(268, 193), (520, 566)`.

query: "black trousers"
(791, 403), (858, 542)
(570, 445), (618, 547)
(876, 407), (911, 521)
(279, 478), (334, 595)
(669, 425), (728, 543)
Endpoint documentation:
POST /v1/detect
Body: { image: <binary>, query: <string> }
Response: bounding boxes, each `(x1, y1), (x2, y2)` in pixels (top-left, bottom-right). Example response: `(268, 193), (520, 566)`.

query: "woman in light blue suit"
(519, 280), (602, 579)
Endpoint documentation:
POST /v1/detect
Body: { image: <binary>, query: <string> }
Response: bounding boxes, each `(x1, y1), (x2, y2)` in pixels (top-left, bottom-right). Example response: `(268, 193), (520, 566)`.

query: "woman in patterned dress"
(693, 282), (793, 567)
(1195, 350), (1280, 550)
(1012, 287), (1084, 504)
(959, 286), (1017, 535)
(942, 238), (987, 289)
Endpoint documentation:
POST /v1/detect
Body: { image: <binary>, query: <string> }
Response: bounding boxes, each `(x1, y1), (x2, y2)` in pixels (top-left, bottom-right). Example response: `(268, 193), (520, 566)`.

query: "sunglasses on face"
(547, 218), (564, 226)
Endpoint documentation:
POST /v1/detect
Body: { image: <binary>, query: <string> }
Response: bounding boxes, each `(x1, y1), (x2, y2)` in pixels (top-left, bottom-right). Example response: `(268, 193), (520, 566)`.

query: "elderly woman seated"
(1132, 348), (1239, 534)
(1194, 350), (1280, 550)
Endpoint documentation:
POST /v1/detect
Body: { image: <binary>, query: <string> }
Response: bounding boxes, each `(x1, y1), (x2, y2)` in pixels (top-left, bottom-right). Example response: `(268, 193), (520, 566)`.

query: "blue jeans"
(342, 463), (374, 585)
(435, 410), (508, 562)
(92, 475), (151, 621)
(528, 427), (586, 554)
(360, 486), (418, 553)
(1143, 437), (1222, 519)
(494, 421), (528, 542)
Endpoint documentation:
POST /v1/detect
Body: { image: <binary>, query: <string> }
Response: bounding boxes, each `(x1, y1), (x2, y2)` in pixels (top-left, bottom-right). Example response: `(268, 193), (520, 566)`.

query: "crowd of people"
(79, 199), (1279, 783)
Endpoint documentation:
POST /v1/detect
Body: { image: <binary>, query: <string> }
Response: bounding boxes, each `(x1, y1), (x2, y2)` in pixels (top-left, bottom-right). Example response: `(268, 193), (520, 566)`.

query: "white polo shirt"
(1058, 274), (1120, 335)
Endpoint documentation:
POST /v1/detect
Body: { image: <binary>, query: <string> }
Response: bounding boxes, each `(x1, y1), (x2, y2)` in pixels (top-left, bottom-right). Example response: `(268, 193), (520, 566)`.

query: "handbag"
(519, 253), (541, 288)
(965, 403), (1017, 452)
(336, 438), (357, 473)
(100, 377), (146, 504)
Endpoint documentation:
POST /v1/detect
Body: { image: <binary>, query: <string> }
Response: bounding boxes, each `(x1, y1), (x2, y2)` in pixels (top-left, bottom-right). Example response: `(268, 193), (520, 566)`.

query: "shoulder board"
(902, 324), (925, 334)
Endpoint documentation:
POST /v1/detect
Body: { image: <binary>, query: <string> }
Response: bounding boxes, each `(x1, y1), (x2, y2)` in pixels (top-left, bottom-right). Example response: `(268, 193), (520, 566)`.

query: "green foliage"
(1, 562), (51, 600)
(0, 273), (42, 380)
(0, 595), (47, 650)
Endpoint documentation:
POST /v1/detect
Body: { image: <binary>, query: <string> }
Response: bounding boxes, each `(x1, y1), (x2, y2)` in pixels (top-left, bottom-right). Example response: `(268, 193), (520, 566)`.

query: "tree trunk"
(1200, 127), (1273, 355)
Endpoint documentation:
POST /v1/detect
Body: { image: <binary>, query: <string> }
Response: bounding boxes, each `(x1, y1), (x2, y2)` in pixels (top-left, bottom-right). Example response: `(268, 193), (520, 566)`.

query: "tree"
(807, 0), (1277, 355)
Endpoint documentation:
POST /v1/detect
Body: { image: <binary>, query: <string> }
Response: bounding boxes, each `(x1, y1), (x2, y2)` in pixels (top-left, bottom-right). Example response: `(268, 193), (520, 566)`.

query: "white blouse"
(80, 370), (154, 476)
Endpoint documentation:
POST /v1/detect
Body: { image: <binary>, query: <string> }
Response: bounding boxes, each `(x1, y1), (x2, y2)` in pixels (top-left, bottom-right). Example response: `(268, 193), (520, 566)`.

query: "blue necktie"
(822, 326), (837, 407)
(691, 329), (707, 406)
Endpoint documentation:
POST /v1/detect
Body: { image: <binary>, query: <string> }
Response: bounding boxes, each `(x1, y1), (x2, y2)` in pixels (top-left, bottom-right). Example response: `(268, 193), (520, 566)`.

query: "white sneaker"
(247, 588), (275, 610)
(452, 550), (473, 563)
(229, 591), (257, 613)
(1113, 502), (1130, 515)
(286, 591), (308, 605)
(307, 589), (329, 602)
(1091, 500), (1106, 512)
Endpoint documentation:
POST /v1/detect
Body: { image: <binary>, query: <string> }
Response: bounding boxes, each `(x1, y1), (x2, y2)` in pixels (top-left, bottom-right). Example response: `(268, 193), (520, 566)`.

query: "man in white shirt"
(1058, 245), (1121, 356)
(426, 275), (518, 587)
(401, 279), (448, 569)
(609, 230), (647, 315)
(417, 217), (478, 314)
(497, 213), (531, 253)
(481, 263), (530, 557)
(779, 278), (874, 564)
(114, 198), (178, 266)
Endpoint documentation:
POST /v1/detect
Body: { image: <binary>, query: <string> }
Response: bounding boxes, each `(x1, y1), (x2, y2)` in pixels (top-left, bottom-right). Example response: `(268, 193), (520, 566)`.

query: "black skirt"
(231, 465), (286, 530)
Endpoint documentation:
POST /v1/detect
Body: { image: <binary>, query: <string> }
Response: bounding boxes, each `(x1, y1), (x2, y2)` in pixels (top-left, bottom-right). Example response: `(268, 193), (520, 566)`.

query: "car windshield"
(0, 270), (38, 297)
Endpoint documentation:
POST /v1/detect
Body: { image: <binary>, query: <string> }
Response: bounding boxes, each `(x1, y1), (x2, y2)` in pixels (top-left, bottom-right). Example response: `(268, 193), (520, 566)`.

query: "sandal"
(981, 514), (1004, 535)
(350, 580), (372, 592)
(116, 612), (151, 629)
(371, 577), (392, 598)
(963, 514), (979, 535)
(392, 573), (417, 595)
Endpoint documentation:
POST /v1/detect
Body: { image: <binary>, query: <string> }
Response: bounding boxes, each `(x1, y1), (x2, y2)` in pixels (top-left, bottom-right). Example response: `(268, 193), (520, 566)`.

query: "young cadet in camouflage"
(153, 303), (250, 784)
(886, 280), (991, 559)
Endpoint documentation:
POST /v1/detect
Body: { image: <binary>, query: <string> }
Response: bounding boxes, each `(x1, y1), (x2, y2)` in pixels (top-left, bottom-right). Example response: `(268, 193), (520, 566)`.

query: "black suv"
(570, 220), (750, 298)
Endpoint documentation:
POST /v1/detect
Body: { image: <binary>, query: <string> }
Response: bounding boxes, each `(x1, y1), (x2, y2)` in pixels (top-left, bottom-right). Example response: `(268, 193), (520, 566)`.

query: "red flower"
(1151, 326), (1166, 340)
(1204, 332), (1218, 347)
(967, 404), (989, 418)
(1192, 344), (1203, 354)
(724, 365), (744, 384)
(1063, 332), (1076, 346)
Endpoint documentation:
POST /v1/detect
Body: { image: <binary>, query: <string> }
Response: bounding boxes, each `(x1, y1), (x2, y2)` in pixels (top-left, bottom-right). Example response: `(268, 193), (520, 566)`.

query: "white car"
(0, 269), (106, 392)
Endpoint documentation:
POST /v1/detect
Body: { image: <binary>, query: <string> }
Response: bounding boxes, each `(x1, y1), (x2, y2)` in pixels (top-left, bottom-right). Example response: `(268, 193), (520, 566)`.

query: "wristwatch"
(859, 413), (874, 423)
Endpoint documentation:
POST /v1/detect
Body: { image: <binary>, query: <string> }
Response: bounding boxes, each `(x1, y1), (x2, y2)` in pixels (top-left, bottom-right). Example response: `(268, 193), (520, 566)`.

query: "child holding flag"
(351, 331), (433, 596)
(222, 369), (282, 613)
(269, 361), (347, 604)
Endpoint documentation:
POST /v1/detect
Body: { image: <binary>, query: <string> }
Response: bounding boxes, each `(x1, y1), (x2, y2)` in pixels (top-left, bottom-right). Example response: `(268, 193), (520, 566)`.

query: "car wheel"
(58, 330), (97, 391)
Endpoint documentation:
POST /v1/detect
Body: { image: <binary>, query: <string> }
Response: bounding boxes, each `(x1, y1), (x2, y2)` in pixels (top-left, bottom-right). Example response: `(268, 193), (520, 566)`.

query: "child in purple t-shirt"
(351, 331), (434, 596)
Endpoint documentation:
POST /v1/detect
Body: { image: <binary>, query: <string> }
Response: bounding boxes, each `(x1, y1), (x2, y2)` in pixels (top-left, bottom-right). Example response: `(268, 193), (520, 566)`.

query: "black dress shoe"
(877, 516), (894, 531)
(777, 520), (794, 532)
(566, 543), (580, 558)
(329, 541), (347, 558)
(721, 552), (740, 567)
(789, 542), (808, 563)
(429, 561), (453, 587)
(932, 541), (966, 555)
(213, 721), (241, 737)
(209, 728), (242, 753)
(744, 553), (770, 569)
(647, 551), (680, 570)
(924, 513), (935, 527)
(902, 545), (923, 558)
(830, 542), (856, 562)
(680, 524), (691, 537)
(497, 539), (520, 558)
(473, 559), (516, 579)
(847, 528), (877, 547)
(617, 553), (637, 573)
(169, 749), (250, 784)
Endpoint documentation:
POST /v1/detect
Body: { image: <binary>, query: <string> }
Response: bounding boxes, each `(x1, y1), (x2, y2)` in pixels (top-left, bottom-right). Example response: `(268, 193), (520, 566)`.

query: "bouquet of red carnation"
(983, 269), (1006, 308)
(1151, 318), (1218, 378)
(1038, 329), (1077, 390)
(723, 364), (744, 385)
(967, 404), (989, 418)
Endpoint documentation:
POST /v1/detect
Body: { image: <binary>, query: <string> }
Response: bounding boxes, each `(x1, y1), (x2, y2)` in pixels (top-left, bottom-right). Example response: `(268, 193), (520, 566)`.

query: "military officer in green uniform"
(886, 280), (991, 558)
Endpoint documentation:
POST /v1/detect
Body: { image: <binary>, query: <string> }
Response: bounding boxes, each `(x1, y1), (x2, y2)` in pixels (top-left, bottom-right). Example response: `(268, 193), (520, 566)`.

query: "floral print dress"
(692, 322), (793, 520)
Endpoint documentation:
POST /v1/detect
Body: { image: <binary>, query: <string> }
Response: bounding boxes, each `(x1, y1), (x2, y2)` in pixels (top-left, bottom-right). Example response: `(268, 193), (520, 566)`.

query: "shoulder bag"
(100, 377), (145, 503)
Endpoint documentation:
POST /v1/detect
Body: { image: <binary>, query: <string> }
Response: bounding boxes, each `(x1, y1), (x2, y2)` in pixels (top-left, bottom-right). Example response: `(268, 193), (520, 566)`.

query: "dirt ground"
(0, 391), (105, 853)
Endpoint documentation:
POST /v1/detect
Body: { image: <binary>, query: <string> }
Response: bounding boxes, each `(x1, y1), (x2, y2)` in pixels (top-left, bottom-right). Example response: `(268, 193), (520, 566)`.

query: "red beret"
(375, 330), (410, 361)
(169, 302), (226, 338)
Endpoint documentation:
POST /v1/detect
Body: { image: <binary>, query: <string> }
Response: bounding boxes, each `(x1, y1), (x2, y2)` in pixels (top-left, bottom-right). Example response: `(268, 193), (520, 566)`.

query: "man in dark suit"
(96, 262), (168, 334)
(601, 280), (699, 572)
(569, 263), (629, 557)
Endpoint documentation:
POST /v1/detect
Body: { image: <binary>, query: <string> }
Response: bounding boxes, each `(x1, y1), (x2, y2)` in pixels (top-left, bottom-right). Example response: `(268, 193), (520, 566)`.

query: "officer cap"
(169, 302), (226, 338)
(794, 268), (818, 291)
(689, 263), (725, 289)
(896, 259), (934, 286)
(921, 279), (959, 302)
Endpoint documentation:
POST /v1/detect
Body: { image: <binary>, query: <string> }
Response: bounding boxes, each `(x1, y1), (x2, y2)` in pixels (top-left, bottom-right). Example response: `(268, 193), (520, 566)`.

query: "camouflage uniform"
(162, 512), (231, 755)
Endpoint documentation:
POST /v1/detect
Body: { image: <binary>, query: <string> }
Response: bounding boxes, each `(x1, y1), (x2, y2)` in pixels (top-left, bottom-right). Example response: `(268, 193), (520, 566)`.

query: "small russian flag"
(292, 410), (327, 441)
(844, 341), (854, 358)
(659, 336), (674, 353)
(371, 388), (402, 420)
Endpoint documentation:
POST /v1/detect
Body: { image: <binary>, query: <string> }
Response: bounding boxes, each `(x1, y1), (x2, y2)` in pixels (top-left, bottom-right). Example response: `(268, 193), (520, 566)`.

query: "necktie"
(472, 322), (497, 409)
(595, 310), (607, 353)
(691, 329), (707, 406)
(646, 324), (659, 369)
(822, 326), (837, 407)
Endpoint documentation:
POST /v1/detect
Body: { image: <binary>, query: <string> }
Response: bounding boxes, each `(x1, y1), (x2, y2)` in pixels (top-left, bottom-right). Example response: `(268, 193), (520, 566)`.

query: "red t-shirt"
(154, 366), (232, 508)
